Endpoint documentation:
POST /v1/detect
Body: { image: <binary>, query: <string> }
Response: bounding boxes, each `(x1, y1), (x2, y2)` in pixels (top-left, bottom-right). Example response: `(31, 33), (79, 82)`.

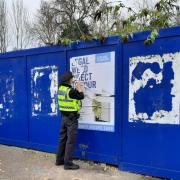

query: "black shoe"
(55, 160), (64, 166)
(64, 162), (80, 170)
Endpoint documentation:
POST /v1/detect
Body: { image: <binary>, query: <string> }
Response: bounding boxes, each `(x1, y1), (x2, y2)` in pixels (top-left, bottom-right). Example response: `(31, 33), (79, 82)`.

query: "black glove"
(76, 113), (80, 119)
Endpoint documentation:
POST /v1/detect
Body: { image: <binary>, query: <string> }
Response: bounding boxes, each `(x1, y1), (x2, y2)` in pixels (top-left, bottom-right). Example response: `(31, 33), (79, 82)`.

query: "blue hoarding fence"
(0, 26), (180, 179)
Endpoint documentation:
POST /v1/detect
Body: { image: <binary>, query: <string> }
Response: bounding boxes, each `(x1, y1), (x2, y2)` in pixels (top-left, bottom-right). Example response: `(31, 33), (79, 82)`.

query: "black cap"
(60, 71), (74, 82)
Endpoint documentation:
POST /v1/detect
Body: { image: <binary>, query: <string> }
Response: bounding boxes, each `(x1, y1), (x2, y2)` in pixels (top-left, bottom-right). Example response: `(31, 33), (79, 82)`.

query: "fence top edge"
(0, 36), (120, 59)
(0, 26), (179, 59)
(125, 26), (180, 43)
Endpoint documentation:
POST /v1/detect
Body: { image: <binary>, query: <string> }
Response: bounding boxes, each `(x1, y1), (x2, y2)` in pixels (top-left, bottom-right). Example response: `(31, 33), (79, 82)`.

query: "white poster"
(70, 52), (115, 132)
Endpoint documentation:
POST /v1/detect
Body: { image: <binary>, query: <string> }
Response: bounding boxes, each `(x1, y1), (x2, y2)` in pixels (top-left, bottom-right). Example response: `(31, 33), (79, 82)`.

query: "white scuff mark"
(50, 99), (57, 113)
(34, 72), (44, 85)
(34, 102), (41, 111)
(9, 114), (13, 118)
(0, 77), (15, 121)
(32, 112), (37, 117)
(3, 95), (6, 103)
(49, 70), (58, 99)
(6, 78), (15, 96)
(31, 66), (58, 117)
(134, 113), (149, 120)
(131, 69), (163, 93)
(129, 52), (180, 124)
(7, 91), (11, 95)
(164, 52), (180, 124)
(32, 65), (57, 70)
(31, 66), (57, 89)
(9, 100), (13, 104)
(49, 69), (58, 115)
(34, 92), (39, 98)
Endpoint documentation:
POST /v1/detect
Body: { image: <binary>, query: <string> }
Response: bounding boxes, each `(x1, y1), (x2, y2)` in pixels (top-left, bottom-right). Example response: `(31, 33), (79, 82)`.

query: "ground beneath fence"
(0, 145), (161, 180)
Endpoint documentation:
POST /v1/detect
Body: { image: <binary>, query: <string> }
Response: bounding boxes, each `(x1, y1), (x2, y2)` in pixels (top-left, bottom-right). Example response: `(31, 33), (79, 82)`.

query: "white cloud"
(5, 0), (41, 16)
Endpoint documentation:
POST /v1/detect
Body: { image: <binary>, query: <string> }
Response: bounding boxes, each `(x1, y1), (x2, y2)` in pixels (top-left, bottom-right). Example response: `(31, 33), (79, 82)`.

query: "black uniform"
(56, 83), (84, 167)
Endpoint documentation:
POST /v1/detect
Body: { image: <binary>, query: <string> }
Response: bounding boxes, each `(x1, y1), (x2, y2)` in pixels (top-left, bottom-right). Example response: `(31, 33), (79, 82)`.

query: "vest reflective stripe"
(58, 85), (81, 112)
(59, 105), (75, 109)
(58, 99), (73, 103)
(58, 90), (66, 96)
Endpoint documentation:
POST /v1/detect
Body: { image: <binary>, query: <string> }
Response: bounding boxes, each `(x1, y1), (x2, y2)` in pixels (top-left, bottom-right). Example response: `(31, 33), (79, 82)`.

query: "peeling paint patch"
(0, 75), (15, 125)
(129, 52), (180, 124)
(31, 66), (58, 117)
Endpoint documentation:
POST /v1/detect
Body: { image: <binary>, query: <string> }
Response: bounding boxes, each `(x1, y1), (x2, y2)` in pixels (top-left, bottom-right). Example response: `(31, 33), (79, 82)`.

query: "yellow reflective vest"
(58, 85), (81, 112)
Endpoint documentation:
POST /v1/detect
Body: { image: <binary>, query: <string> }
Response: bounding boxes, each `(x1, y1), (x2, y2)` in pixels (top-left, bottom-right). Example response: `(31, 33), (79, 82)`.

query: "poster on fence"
(70, 52), (115, 132)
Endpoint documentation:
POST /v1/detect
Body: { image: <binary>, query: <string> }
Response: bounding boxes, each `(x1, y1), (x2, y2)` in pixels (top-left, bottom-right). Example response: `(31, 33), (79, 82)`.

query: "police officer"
(56, 71), (84, 170)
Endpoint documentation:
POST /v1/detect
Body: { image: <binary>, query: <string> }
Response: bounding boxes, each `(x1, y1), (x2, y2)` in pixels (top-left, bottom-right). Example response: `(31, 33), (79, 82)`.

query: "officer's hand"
(76, 82), (84, 92)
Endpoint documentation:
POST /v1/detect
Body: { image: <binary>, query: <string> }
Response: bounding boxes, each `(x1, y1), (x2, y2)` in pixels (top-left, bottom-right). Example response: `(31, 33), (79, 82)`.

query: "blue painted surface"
(0, 57), (28, 142)
(122, 28), (180, 179)
(133, 61), (174, 118)
(67, 44), (122, 165)
(131, 62), (161, 81)
(27, 52), (66, 150)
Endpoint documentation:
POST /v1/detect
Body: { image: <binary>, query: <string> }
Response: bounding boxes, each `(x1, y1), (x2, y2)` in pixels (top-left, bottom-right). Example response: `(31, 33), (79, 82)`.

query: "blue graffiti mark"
(131, 62), (161, 83)
(133, 61), (174, 119)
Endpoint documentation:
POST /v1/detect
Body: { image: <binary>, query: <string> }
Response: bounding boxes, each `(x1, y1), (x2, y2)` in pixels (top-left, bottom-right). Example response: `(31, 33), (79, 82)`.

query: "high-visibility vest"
(58, 85), (81, 112)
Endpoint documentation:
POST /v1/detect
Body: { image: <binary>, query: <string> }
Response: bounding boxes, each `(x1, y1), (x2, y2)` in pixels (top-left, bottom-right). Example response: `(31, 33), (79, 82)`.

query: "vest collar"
(60, 83), (72, 88)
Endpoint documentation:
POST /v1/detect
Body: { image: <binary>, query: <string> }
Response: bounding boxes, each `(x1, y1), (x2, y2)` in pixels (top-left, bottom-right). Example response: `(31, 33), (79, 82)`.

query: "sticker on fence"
(31, 66), (58, 117)
(129, 52), (180, 124)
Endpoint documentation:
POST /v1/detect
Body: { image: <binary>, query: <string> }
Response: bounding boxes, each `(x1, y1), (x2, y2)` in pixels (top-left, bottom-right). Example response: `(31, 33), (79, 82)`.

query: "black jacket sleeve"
(69, 88), (84, 100)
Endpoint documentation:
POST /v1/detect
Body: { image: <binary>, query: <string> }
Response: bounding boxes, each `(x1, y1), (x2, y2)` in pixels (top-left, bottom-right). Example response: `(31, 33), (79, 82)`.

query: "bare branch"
(10, 0), (31, 50)
(0, 0), (8, 52)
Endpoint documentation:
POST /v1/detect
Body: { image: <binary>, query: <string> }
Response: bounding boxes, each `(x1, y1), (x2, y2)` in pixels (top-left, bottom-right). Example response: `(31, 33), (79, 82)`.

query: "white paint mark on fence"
(49, 68), (58, 115)
(0, 76), (15, 125)
(34, 72), (44, 85)
(31, 66), (58, 117)
(129, 52), (180, 124)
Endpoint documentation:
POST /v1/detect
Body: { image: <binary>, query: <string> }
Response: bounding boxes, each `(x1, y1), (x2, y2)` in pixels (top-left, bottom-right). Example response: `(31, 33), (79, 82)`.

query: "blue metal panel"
(0, 57), (28, 143)
(27, 51), (67, 152)
(121, 30), (180, 179)
(67, 41), (122, 165)
(127, 26), (180, 43)
(0, 45), (65, 59)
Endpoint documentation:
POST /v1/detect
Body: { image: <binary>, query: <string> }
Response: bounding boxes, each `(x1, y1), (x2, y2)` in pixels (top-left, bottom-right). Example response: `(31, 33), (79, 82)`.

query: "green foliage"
(48, 0), (180, 46)
(60, 20), (90, 41)
(144, 29), (159, 45)
(94, 0), (180, 44)
(57, 38), (73, 46)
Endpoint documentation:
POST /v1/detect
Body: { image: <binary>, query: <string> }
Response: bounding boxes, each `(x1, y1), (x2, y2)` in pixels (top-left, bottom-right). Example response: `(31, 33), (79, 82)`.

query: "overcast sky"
(5, 0), (42, 16)
(5, 0), (134, 15)
(4, 0), (136, 51)
(4, 0), (179, 51)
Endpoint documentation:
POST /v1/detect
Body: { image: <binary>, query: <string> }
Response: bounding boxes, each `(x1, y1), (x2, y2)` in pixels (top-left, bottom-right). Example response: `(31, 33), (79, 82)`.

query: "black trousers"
(56, 113), (78, 164)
